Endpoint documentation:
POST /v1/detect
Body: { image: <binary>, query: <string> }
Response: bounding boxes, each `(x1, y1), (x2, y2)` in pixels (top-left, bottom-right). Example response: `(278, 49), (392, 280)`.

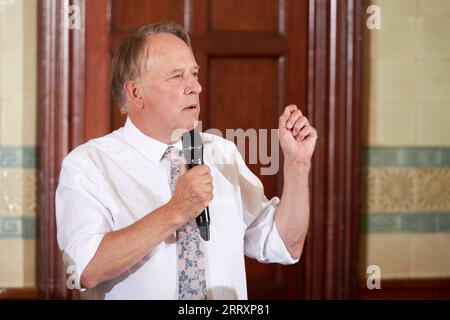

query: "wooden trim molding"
(0, 288), (39, 300)
(38, 0), (86, 300)
(305, 0), (363, 299)
(359, 279), (450, 300)
(38, 0), (110, 300)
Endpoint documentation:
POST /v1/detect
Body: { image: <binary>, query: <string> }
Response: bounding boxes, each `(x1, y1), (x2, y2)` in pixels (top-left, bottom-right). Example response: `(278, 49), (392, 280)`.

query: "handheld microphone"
(181, 129), (211, 241)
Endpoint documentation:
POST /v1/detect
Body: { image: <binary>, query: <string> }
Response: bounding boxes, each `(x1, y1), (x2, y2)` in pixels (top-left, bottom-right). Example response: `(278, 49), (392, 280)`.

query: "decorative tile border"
(0, 146), (37, 168)
(0, 216), (36, 239)
(363, 147), (450, 233)
(0, 169), (37, 215)
(361, 167), (450, 213)
(361, 213), (450, 233)
(365, 147), (450, 167)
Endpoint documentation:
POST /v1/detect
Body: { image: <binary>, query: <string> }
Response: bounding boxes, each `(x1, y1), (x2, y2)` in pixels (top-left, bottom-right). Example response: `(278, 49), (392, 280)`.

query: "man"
(56, 22), (317, 300)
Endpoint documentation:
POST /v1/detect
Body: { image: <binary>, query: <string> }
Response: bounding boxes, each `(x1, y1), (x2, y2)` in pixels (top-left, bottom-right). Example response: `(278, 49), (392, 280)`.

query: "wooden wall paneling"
(38, 0), (111, 299)
(305, 0), (363, 299)
(38, 0), (73, 299)
(85, 0), (112, 141)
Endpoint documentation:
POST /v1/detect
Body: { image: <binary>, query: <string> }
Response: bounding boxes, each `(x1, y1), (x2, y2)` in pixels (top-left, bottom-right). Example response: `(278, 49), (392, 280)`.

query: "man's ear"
(124, 80), (144, 108)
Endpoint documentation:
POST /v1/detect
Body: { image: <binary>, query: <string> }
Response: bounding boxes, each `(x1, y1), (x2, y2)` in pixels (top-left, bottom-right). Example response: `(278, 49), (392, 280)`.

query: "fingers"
(279, 104), (297, 128)
(278, 104), (317, 141)
(186, 165), (213, 186)
(286, 110), (303, 130)
(292, 115), (309, 136)
(297, 126), (317, 141)
(190, 164), (211, 176)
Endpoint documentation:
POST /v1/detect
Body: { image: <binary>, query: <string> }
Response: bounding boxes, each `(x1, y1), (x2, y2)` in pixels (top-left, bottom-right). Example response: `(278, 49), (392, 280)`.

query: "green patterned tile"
(0, 147), (37, 168)
(363, 212), (450, 233)
(365, 147), (450, 167)
(0, 216), (35, 239)
(437, 214), (450, 232)
(362, 214), (401, 233)
(401, 213), (438, 233)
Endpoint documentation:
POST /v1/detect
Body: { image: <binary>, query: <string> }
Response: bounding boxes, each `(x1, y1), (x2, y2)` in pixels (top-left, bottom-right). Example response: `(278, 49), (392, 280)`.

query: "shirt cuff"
(64, 233), (105, 292)
(266, 221), (300, 265)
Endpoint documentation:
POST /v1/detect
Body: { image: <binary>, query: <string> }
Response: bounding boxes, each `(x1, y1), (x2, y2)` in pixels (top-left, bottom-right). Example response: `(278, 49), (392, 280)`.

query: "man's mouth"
(184, 104), (198, 111)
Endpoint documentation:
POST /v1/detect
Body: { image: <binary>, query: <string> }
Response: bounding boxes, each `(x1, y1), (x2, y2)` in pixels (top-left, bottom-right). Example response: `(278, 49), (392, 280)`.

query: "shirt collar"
(121, 117), (183, 165)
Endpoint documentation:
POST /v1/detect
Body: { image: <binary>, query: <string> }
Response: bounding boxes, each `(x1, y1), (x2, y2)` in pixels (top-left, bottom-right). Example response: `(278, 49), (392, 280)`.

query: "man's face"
(137, 33), (202, 138)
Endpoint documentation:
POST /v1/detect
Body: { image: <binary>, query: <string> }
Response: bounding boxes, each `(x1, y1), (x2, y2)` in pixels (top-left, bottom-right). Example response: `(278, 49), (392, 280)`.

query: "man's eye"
(193, 73), (199, 78)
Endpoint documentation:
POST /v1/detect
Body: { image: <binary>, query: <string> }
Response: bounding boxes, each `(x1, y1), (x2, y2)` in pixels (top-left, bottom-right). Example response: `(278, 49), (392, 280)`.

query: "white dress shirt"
(55, 117), (298, 300)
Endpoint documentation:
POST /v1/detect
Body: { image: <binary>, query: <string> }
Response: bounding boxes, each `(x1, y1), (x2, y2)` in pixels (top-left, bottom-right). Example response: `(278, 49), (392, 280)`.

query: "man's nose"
(184, 78), (202, 95)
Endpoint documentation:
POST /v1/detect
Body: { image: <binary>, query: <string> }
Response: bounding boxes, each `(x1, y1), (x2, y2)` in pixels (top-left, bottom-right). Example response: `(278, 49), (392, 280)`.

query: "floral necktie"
(163, 146), (207, 300)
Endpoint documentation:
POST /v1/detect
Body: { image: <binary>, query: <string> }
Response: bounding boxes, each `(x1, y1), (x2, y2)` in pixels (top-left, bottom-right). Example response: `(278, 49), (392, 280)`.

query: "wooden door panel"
(208, 57), (282, 296)
(209, 0), (278, 32)
(208, 57), (279, 199)
(111, 0), (185, 31)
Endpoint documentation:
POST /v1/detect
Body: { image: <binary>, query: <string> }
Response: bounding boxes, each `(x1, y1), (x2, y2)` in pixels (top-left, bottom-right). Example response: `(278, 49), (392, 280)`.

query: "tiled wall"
(0, 0), (37, 287)
(360, 0), (450, 279)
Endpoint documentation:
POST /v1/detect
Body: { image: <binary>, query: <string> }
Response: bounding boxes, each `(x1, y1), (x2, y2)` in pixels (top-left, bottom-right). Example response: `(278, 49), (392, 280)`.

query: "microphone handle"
(187, 163), (211, 241)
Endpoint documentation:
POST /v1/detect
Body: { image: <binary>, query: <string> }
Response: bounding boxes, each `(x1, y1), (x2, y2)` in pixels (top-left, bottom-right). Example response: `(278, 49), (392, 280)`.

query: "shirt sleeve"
(55, 157), (114, 290)
(233, 145), (299, 265)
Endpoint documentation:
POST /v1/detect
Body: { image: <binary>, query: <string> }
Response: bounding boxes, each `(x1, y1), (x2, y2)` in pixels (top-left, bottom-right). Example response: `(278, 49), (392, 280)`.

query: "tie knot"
(163, 145), (182, 162)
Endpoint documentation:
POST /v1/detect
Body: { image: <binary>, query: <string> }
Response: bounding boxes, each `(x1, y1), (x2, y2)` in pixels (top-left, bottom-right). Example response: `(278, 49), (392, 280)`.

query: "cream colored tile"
(418, 0), (450, 17)
(23, 0), (37, 9)
(410, 233), (450, 278)
(22, 102), (37, 146)
(417, 60), (450, 103)
(362, 96), (376, 146)
(416, 17), (450, 59)
(363, 234), (411, 279)
(0, 239), (24, 287)
(23, 53), (37, 105)
(0, 103), (24, 145)
(372, 0), (417, 15)
(364, 13), (379, 60)
(358, 233), (368, 279)
(23, 2), (37, 54)
(0, 0), (37, 145)
(417, 103), (450, 146)
(361, 57), (372, 145)
(23, 239), (35, 286)
(370, 102), (417, 146)
(372, 16), (416, 59)
(0, 53), (25, 107)
(0, 0), (24, 56)
(374, 59), (417, 103)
